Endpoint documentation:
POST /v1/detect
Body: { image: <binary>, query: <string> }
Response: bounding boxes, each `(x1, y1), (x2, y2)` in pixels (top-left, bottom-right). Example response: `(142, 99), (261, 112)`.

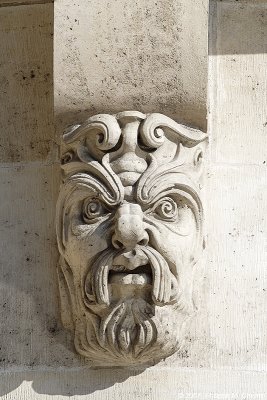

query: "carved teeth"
(108, 272), (152, 286)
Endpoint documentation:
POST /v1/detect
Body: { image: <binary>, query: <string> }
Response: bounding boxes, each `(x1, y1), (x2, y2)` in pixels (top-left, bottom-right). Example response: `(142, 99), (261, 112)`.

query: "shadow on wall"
(0, 368), (146, 397)
(209, 1), (267, 55)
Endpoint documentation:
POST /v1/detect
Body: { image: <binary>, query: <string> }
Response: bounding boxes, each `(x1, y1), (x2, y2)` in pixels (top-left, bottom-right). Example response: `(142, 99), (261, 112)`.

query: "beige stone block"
(1, 368), (267, 399)
(0, 3), (55, 162)
(0, 164), (81, 368)
(210, 2), (267, 165)
(160, 167), (267, 370)
(55, 0), (208, 133)
(206, 165), (267, 368)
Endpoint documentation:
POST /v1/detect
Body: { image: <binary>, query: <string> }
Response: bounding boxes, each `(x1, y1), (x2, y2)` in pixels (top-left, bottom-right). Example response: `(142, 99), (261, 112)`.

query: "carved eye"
(83, 198), (108, 223)
(153, 198), (178, 222)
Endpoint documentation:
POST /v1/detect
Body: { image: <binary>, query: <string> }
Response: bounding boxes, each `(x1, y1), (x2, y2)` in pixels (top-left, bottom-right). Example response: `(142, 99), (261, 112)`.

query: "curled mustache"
(84, 246), (180, 307)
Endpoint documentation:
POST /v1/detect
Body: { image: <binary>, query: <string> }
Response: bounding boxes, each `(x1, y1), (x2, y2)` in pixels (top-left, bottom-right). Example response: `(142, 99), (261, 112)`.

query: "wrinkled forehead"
(59, 112), (206, 214)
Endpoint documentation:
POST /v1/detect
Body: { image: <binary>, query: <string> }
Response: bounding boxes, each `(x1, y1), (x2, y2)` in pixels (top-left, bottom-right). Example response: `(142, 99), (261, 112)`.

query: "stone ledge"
(0, 0), (53, 7)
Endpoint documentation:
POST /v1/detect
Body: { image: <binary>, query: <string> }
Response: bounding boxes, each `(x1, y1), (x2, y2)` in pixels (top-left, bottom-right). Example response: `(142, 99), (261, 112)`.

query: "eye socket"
(153, 197), (178, 222)
(82, 198), (108, 224)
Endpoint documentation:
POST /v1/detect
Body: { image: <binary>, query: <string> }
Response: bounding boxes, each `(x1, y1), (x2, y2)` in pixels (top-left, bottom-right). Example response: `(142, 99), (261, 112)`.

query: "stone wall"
(0, 0), (267, 398)
(54, 0), (208, 133)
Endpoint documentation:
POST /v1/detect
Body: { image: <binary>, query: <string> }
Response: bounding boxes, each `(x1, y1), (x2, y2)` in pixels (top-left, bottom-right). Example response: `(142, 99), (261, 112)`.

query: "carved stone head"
(56, 111), (206, 366)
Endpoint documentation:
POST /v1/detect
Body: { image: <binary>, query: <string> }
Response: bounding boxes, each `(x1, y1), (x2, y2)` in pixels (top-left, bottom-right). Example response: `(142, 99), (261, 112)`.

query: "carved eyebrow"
(136, 169), (202, 230)
(137, 170), (199, 203)
(63, 172), (123, 207)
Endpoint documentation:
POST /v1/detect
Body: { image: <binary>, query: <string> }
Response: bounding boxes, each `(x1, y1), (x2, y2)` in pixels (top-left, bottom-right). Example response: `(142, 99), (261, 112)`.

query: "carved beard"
(73, 246), (192, 365)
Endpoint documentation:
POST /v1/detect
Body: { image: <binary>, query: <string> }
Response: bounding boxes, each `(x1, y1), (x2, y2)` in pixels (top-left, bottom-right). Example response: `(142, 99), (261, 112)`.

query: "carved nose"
(112, 206), (149, 250)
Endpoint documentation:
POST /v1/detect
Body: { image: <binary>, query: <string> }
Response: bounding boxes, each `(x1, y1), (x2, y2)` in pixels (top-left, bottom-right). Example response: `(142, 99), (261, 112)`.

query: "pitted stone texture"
(54, 0), (208, 134)
(206, 165), (267, 368)
(0, 164), (80, 368)
(0, 3), (54, 162)
(210, 2), (267, 165)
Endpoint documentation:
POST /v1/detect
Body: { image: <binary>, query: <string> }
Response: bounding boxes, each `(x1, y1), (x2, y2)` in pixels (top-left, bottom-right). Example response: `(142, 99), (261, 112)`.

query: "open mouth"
(85, 248), (177, 306)
(108, 264), (153, 285)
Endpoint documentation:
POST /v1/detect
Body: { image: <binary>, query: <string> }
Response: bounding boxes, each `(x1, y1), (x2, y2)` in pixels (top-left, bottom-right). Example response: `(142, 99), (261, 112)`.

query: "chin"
(73, 291), (193, 367)
(58, 251), (193, 367)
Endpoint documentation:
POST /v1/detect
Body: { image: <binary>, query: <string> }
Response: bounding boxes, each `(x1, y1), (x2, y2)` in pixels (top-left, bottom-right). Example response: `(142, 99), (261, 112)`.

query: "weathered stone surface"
(1, 0), (267, 398)
(54, 0), (208, 133)
(206, 165), (267, 368)
(0, 164), (80, 368)
(210, 2), (267, 165)
(0, 3), (54, 162)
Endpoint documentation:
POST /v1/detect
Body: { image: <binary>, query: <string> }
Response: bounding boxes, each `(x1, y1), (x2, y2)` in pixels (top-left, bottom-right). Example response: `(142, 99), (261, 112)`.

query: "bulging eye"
(153, 197), (178, 222)
(83, 198), (108, 223)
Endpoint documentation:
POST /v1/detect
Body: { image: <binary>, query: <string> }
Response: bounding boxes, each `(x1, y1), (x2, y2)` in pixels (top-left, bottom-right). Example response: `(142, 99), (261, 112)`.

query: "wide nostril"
(112, 237), (124, 249)
(112, 232), (149, 249)
(138, 236), (148, 246)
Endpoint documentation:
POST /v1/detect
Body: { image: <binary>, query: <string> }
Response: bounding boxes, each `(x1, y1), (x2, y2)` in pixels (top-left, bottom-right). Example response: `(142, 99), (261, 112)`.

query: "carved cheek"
(64, 213), (110, 269)
(144, 218), (196, 267)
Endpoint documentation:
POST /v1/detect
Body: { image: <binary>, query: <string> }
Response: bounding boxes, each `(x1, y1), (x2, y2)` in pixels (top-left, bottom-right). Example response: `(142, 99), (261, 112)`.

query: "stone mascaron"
(56, 111), (207, 366)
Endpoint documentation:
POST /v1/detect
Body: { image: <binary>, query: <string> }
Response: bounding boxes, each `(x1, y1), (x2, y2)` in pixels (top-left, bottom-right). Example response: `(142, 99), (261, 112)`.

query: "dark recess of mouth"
(109, 264), (152, 277)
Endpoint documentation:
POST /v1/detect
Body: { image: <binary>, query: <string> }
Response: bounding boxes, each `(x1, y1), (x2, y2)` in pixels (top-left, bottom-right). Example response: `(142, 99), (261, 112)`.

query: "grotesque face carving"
(56, 111), (206, 366)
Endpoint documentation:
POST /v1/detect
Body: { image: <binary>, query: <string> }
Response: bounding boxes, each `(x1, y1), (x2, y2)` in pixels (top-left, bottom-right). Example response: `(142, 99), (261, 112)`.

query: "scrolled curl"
(139, 120), (165, 149)
(63, 114), (122, 152)
(139, 113), (207, 150)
